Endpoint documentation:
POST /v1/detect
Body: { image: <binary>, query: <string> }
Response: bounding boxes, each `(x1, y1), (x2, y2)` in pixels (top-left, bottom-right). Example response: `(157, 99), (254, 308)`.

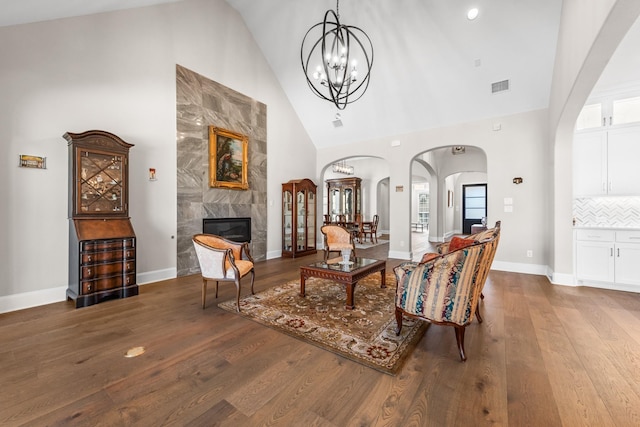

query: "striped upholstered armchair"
(394, 221), (501, 361)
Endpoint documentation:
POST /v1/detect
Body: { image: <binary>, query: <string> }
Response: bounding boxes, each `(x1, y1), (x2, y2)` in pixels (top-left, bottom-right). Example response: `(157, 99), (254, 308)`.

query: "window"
(418, 193), (429, 225)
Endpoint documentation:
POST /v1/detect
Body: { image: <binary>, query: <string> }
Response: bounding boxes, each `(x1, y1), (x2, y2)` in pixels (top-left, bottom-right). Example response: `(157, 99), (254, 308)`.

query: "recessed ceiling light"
(467, 8), (479, 20)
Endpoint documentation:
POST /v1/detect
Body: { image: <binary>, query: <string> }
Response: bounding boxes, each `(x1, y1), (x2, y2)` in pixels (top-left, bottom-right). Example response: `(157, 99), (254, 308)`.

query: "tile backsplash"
(573, 197), (640, 227)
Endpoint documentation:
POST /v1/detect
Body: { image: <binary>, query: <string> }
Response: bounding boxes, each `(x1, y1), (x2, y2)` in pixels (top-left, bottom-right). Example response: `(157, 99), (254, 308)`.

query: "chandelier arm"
(321, 11), (345, 107)
(335, 27), (373, 102)
(302, 23), (336, 102)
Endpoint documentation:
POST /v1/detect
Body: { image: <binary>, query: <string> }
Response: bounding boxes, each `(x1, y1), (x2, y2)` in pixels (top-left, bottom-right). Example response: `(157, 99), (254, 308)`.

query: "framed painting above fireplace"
(209, 126), (248, 190)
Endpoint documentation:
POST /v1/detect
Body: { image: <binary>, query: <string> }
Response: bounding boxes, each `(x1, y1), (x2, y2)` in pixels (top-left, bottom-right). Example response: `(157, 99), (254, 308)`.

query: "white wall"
(0, 0), (315, 311)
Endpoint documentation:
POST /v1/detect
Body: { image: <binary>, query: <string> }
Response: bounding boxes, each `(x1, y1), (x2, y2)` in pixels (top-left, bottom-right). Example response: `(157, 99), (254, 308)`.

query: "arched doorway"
(320, 156), (390, 239)
(410, 146), (487, 260)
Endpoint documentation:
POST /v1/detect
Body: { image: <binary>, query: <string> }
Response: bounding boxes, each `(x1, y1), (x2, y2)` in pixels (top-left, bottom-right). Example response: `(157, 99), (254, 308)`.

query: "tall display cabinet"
(282, 178), (317, 258)
(326, 177), (362, 223)
(64, 130), (137, 308)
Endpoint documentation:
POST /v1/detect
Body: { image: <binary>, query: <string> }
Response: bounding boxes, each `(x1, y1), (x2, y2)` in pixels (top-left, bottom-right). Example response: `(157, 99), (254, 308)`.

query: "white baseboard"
(0, 286), (68, 314)
(388, 250), (412, 260)
(0, 268), (177, 314)
(547, 268), (576, 286)
(492, 262), (579, 287)
(574, 278), (640, 293)
(491, 260), (548, 276)
(137, 268), (176, 285)
(267, 249), (282, 260)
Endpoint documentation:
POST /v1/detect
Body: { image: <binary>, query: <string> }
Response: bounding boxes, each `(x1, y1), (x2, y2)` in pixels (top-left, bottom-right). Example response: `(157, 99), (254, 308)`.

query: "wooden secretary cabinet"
(326, 177), (362, 223)
(65, 130), (138, 308)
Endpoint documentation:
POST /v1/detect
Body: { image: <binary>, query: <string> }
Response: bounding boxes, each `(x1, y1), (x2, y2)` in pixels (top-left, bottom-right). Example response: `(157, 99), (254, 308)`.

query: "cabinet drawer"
(576, 229), (615, 242)
(81, 273), (136, 294)
(81, 238), (135, 252)
(81, 261), (135, 279)
(81, 248), (135, 264)
(616, 231), (640, 243)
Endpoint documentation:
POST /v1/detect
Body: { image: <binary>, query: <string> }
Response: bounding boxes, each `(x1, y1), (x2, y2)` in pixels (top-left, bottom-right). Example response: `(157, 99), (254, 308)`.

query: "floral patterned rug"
(218, 273), (428, 375)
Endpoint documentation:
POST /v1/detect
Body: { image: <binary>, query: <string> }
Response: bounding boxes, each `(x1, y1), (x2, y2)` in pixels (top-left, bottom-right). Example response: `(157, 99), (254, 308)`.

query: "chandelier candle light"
(301, 0), (374, 110)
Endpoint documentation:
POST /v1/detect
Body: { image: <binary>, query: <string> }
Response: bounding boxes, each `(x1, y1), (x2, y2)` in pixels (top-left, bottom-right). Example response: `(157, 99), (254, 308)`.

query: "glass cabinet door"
(296, 190), (306, 250)
(344, 188), (353, 221)
(78, 150), (125, 214)
(283, 190), (293, 251)
(307, 191), (315, 248)
(330, 188), (340, 221)
(282, 178), (317, 258)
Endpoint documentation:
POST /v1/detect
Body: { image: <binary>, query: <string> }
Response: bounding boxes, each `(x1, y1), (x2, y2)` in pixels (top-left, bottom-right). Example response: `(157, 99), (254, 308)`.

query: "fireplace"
(202, 217), (251, 242)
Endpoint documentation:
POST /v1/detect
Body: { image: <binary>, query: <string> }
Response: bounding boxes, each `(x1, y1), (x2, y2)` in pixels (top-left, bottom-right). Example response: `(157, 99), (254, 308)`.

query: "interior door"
(462, 184), (487, 234)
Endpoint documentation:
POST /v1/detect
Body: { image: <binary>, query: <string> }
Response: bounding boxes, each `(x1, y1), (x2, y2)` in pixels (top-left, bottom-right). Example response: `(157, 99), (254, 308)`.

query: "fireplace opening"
(203, 217), (251, 242)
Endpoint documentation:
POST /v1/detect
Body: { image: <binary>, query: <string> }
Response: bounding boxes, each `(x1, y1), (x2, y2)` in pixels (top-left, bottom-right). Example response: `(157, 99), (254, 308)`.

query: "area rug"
(354, 239), (388, 249)
(218, 273), (427, 375)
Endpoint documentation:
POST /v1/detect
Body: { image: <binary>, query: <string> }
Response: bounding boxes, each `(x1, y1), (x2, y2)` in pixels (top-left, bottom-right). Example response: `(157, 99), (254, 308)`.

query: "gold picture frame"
(209, 126), (248, 190)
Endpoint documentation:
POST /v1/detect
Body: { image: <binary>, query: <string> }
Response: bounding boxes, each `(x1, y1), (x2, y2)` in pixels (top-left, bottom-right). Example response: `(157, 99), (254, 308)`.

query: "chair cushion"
(449, 236), (476, 252)
(229, 259), (254, 278)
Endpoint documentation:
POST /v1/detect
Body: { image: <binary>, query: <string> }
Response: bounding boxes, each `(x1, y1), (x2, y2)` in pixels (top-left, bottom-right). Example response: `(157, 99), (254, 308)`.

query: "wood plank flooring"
(2, 240), (640, 426)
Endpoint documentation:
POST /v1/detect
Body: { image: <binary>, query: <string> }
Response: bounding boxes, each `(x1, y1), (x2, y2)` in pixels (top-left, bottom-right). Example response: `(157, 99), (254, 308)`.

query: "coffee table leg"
(300, 272), (306, 297)
(380, 268), (386, 288)
(345, 282), (356, 310)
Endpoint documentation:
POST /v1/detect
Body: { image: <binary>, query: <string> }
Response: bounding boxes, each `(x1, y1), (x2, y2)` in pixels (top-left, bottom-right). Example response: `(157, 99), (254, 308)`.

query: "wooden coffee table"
(300, 257), (386, 310)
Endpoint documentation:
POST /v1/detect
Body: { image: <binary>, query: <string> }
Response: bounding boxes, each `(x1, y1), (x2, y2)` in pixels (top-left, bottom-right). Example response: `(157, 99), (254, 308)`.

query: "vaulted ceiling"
(226, 0), (563, 148)
(2, 0), (639, 149)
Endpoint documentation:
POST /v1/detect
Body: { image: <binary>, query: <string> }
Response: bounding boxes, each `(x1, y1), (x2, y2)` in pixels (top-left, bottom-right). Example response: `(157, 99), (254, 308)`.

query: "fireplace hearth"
(203, 217), (251, 242)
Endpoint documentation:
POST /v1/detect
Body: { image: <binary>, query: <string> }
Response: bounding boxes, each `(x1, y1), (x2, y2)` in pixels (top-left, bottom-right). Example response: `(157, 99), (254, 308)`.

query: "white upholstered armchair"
(192, 234), (255, 311)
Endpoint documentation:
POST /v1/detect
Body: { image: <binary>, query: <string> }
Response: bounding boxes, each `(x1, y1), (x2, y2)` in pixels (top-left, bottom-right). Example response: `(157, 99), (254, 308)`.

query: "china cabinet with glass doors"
(326, 177), (361, 223)
(282, 178), (317, 258)
(64, 130), (137, 308)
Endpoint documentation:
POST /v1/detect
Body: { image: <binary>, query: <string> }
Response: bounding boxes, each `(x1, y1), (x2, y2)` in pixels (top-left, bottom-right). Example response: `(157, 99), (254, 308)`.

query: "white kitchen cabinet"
(573, 131), (607, 196)
(607, 127), (640, 195)
(573, 125), (640, 197)
(575, 230), (615, 282)
(575, 229), (640, 290)
(614, 231), (640, 286)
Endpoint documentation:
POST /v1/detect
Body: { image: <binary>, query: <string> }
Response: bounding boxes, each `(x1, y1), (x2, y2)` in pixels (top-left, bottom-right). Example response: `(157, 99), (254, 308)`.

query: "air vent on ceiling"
(491, 79), (510, 94)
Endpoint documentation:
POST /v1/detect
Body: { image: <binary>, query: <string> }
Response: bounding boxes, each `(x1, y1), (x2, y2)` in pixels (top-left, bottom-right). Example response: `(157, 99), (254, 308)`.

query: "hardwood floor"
(2, 240), (640, 426)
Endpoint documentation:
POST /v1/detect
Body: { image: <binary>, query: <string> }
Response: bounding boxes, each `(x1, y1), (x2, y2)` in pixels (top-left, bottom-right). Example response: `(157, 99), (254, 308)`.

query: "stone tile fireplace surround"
(176, 65), (267, 276)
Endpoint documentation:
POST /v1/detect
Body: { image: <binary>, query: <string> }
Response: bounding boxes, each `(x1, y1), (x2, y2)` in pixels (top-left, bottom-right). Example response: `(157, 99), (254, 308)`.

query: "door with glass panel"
(462, 184), (487, 234)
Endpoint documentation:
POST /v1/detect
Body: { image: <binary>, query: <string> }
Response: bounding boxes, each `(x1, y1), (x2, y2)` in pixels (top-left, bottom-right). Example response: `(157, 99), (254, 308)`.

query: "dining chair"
(362, 214), (379, 243)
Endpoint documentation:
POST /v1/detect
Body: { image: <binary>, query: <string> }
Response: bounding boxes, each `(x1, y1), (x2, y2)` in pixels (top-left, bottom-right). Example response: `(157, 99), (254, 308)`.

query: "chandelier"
(300, 0), (374, 110)
(332, 160), (354, 175)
